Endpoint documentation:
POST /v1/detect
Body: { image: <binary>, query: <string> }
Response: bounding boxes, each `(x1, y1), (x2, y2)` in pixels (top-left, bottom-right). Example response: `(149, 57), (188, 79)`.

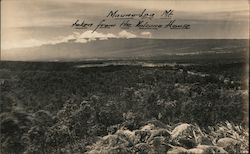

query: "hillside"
(2, 39), (248, 61)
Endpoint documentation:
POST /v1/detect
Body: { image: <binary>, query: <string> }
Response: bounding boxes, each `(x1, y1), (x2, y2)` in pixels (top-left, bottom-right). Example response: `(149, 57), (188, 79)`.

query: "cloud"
(57, 30), (136, 43)
(50, 35), (76, 44)
(75, 38), (88, 43)
(140, 31), (152, 38)
(2, 30), (138, 50)
(78, 31), (117, 39)
(118, 30), (137, 38)
(2, 39), (46, 50)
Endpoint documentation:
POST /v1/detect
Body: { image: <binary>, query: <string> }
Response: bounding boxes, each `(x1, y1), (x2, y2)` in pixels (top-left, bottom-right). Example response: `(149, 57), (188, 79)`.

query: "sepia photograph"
(0, 0), (249, 153)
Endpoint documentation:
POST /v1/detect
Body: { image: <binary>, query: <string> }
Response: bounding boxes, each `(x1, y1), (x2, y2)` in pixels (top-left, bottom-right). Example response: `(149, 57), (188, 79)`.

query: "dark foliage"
(0, 61), (248, 153)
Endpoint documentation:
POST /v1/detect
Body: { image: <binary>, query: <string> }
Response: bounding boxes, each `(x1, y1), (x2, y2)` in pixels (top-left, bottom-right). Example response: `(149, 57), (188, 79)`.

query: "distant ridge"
(2, 38), (249, 61)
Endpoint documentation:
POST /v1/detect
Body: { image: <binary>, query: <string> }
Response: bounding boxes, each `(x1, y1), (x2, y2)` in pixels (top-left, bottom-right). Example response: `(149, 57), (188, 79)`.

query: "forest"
(0, 60), (248, 153)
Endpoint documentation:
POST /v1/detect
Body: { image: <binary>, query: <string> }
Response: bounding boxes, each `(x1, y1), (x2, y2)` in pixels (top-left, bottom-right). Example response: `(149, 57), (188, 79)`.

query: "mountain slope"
(2, 38), (248, 61)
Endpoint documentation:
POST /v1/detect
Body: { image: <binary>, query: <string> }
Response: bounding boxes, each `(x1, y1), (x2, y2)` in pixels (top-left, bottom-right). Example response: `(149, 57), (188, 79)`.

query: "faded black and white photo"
(0, 0), (249, 153)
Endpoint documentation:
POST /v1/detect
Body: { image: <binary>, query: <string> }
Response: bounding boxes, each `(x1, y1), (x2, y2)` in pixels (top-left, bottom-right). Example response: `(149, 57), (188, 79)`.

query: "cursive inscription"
(72, 9), (191, 32)
(107, 9), (155, 20)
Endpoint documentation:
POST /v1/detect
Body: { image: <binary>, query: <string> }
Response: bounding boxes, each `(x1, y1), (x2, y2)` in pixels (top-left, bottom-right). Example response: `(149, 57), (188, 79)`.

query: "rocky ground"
(87, 121), (248, 154)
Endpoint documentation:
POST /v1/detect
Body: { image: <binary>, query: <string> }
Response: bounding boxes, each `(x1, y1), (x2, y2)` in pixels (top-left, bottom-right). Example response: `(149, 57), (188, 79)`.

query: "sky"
(1, 0), (249, 50)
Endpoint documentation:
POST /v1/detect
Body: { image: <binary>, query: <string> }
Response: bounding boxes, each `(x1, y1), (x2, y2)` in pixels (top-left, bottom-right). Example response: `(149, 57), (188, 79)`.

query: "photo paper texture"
(1, 0), (249, 153)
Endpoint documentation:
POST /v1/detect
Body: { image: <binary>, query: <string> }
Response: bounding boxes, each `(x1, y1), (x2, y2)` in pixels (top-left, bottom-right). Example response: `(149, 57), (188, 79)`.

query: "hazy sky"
(1, 0), (249, 50)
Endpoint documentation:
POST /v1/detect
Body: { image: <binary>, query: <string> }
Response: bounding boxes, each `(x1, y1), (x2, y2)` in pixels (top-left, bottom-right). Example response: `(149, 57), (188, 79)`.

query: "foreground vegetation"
(0, 61), (248, 153)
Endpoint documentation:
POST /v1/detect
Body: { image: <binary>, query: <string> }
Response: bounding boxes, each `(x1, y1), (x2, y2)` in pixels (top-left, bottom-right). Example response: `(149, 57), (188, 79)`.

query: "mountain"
(2, 38), (248, 61)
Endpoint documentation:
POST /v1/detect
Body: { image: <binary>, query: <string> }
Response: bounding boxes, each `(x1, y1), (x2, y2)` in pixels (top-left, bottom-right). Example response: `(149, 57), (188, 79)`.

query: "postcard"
(1, 0), (249, 153)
